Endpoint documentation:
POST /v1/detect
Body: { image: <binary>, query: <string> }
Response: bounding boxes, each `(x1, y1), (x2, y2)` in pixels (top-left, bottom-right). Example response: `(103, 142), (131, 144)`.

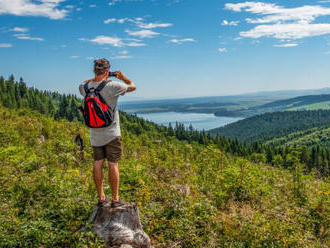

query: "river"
(134, 112), (243, 131)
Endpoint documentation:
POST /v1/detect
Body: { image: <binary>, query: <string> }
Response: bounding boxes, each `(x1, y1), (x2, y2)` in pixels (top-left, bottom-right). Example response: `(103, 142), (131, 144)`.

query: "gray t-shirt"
(79, 79), (128, 147)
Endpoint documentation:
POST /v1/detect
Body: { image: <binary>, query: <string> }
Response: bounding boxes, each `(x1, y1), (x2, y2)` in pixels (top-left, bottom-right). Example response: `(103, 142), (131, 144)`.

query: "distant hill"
(120, 88), (330, 115)
(209, 110), (330, 144)
(254, 94), (330, 112)
(265, 126), (330, 147)
(214, 94), (330, 117)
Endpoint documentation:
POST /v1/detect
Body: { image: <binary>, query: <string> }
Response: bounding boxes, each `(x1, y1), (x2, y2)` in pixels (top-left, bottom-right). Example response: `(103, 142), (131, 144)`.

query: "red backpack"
(81, 80), (114, 128)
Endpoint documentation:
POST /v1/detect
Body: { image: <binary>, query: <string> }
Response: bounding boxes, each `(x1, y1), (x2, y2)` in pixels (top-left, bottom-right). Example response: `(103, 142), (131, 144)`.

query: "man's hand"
(114, 71), (136, 92)
(114, 71), (127, 81)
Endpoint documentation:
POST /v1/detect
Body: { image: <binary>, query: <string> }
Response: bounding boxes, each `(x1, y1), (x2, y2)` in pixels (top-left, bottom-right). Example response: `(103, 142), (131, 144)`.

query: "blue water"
(135, 112), (243, 131)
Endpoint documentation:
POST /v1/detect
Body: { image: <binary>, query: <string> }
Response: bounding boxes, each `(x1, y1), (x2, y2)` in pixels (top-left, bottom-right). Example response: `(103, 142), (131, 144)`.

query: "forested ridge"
(0, 88), (329, 247)
(1, 75), (329, 178)
(209, 110), (330, 176)
(257, 94), (330, 111)
(265, 126), (330, 147)
(209, 110), (330, 143)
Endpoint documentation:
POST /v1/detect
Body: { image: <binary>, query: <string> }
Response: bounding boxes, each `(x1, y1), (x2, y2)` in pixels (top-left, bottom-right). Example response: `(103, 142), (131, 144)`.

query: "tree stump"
(89, 202), (152, 248)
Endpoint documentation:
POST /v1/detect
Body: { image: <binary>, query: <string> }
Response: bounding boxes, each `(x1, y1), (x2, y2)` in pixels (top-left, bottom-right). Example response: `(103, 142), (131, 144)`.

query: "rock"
(37, 135), (45, 144)
(89, 201), (152, 248)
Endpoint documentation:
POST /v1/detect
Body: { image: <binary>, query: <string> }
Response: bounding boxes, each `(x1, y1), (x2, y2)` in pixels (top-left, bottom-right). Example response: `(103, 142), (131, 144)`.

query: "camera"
(108, 71), (117, 77)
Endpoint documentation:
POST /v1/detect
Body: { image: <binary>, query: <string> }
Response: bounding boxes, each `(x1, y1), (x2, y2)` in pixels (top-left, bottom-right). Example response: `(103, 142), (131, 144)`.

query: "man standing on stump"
(79, 58), (136, 208)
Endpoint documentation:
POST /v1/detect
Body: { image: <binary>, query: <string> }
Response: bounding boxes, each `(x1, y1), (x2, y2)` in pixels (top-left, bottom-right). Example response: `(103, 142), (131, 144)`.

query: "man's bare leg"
(108, 162), (119, 202)
(93, 159), (106, 202)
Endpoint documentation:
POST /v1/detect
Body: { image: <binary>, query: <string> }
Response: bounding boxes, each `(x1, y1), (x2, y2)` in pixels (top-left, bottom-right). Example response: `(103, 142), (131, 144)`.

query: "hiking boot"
(110, 197), (126, 208)
(97, 196), (109, 207)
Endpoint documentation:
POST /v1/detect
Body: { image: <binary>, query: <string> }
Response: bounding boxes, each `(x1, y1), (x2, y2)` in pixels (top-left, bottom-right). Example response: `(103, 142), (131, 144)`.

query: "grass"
(0, 105), (329, 247)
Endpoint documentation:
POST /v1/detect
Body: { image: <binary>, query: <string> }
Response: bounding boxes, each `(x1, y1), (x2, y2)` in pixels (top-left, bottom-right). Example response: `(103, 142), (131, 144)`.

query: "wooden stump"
(89, 202), (152, 248)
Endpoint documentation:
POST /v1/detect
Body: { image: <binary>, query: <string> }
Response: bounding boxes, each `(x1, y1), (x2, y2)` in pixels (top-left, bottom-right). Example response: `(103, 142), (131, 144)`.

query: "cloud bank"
(226, 2), (330, 40)
(0, 0), (68, 19)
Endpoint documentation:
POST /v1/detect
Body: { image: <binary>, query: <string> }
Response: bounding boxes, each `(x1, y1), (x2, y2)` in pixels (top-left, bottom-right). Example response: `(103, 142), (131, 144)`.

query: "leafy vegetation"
(0, 104), (329, 247)
(265, 126), (330, 147)
(209, 110), (330, 143)
(1, 75), (330, 177)
(0, 74), (329, 247)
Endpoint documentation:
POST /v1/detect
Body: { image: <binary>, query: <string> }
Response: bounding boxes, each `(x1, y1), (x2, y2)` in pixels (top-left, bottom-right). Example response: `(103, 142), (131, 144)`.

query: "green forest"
(209, 110), (330, 144)
(265, 126), (330, 147)
(1, 75), (329, 178)
(0, 75), (329, 247)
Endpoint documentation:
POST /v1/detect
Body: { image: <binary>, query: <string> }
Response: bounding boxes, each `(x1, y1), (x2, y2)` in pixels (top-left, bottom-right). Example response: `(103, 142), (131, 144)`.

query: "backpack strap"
(95, 80), (108, 93)
(84, 81), (90, 94)
(84, 80), (108, 95)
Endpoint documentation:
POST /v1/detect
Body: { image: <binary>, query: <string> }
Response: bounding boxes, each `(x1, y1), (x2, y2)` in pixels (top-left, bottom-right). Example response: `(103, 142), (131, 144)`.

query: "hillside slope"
(0, 105), (329, 248)
(209, 110), (330, 143)
(256, 94), (330, 112)
(214, 94), (330, 117)
(265, 126), (330, 147)
(2, 76), (330, 177)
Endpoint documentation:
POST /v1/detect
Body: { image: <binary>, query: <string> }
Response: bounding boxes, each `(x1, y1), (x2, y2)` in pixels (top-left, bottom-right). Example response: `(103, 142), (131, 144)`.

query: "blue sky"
(1, 0), (330, 100)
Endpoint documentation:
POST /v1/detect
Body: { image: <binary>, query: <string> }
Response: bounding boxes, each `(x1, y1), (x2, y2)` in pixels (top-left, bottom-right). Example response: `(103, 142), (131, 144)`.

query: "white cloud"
(225, 1), (330, 40)
(89, 4), (96, 8)
(89, 35), (123, 46)
(119, 50), (129, 54)
(14, 33), (44, 41)
(104, 17), (173, 29)
(112, 55), (132, 59)
(218, 48), (227, 53)
(0, 0), (68, 19)
(222, 20), (239, 26)
(125, 29), (159, 38)
(118, 18), (130, 24)
(125, 41), (146, 47)
(11, 27), (28, 32)
(80, 35), (146, 47)
(104, 17), (136, 24)
(169, 38), (196, 44)
(0, 43), (12, 48)
(104, 18), (117, 24)
(137, 22), (172, 29)
(11, 26), (43, 41)
(70, 55), (80, 59)
(240, 23), (330, 39)
(274, 43), (298, 47)
(108, 0), (142, 6)
(109, 0), (122, 6)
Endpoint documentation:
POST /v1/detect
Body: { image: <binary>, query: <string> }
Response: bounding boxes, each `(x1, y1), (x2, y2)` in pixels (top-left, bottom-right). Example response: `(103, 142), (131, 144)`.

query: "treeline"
(121, 113), (330, 177)
(265, 126), (330, 147)
(0, 75), (329, 177)
(0, 75), (82, 121)
(209, 110), (330, 143)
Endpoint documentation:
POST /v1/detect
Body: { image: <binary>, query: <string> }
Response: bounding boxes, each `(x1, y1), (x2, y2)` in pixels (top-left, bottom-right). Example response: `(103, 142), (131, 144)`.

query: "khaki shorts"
(92, 136), (123, 162)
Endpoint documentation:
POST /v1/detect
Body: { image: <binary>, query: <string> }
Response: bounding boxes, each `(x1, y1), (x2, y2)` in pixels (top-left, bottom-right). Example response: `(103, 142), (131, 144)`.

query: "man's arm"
(79, 78), (94, 97)
(114, 71), (136, 92)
